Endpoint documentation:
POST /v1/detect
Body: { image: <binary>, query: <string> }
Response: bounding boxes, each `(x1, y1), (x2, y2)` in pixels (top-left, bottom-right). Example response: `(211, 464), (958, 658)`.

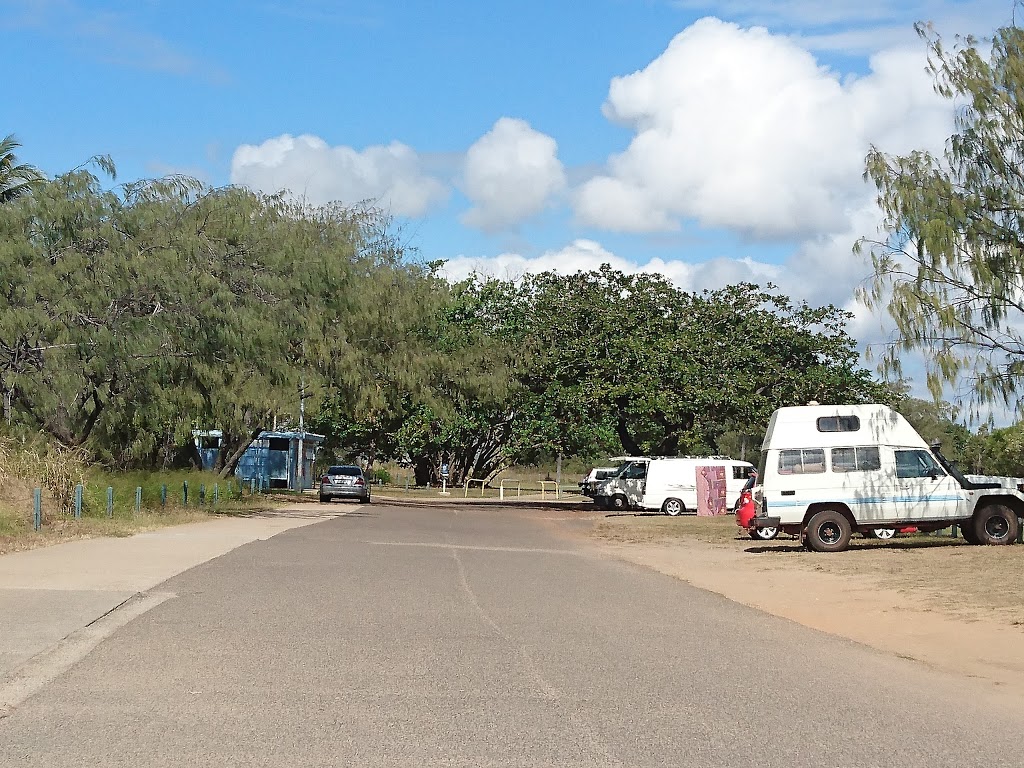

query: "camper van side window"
(816, 416), (861, 433)
(831, 447), (881, 472)
(778, 449), (826, 474)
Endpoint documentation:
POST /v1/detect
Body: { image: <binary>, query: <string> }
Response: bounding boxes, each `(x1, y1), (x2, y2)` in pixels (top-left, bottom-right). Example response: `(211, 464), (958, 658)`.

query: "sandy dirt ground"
(571, 511), (1024, 697)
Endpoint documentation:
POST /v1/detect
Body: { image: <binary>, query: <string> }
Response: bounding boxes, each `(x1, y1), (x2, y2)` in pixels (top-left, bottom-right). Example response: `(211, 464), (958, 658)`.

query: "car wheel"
(972, 504), (1019, 545)
(662, 497), (685, 516)
(805, 509), (853, 553)
(359, 495), (370, 504)
(749, 527), (778, 540)
(319, 495), (329, 504)
(610, 494), (629, 511)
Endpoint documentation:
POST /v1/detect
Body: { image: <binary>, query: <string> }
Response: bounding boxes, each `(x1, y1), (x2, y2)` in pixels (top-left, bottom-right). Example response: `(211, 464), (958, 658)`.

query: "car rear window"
(328, 466), (362, 476)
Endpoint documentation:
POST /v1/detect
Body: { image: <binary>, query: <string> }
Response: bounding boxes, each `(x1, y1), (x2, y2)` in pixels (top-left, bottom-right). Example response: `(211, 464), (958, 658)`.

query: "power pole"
(297, 379), (305, 490)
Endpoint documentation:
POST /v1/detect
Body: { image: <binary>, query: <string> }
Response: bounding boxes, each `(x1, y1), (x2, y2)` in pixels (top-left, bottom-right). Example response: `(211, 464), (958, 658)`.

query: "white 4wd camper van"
(595, 456), (754, 514)
(750, 404), (1024, 552)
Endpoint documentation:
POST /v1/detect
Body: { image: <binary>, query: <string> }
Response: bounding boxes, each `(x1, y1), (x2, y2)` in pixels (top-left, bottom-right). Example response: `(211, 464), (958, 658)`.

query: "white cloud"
(441, 239), (631, 283)
(460, 118), (567, 231)
(230, 134), (448, 217)
(440, 238), (782, 295)
(574, 17), (953, 239)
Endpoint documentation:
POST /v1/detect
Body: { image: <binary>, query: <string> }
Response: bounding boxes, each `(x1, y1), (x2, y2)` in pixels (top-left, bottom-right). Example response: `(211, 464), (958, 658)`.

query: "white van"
(750, 404), (1024, 552)
(596, 456), (754, 515)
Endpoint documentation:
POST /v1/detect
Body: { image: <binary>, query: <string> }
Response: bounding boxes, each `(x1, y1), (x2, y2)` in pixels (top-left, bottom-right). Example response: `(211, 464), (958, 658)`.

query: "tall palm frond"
(0, 133), (46, 203)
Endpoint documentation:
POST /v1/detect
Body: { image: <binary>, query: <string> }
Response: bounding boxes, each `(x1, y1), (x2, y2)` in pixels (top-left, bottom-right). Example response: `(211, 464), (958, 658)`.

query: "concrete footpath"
(0, 507), (343, 686)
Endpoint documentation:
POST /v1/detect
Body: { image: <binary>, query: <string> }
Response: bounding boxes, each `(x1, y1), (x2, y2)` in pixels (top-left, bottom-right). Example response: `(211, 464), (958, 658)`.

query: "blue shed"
(192, 430), (325, 491)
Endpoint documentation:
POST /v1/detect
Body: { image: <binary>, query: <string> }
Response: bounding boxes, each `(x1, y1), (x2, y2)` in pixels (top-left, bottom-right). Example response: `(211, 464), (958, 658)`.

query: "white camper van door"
(892, 449), (962, 520)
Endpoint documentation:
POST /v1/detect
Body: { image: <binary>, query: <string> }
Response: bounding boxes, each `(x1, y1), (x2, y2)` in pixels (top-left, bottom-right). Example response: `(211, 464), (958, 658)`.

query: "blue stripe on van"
(768, 495), (963, 508)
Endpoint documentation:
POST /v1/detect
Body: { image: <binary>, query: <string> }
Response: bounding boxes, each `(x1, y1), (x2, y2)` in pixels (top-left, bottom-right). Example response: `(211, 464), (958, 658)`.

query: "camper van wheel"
(972, 504), (1020, 546)
(805, 509), (852, 553)
(749, 527), (778, 540)
(610, 494), (629, 511)
(866, 528), (896, 540)
(961, 522), (980, 544)
(662, 498), (685, 516)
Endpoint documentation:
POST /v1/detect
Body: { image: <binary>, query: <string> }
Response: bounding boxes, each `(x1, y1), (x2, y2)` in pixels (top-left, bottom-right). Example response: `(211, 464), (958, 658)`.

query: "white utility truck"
(595, 456), (754, 515)
(750, 404), (1024, 552)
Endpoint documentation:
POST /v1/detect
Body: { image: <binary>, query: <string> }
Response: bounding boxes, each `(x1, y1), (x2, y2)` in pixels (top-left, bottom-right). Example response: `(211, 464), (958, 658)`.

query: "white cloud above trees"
(573, 17), (953, 238)
(230, 134), (448, 217)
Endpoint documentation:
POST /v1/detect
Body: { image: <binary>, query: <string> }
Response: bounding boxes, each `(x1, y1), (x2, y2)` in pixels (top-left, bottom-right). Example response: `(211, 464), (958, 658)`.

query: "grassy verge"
(0, 469), (277, 556)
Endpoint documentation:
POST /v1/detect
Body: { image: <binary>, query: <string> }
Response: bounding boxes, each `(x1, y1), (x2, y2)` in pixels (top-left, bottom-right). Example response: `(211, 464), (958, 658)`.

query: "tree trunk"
(413, 457), (432, 486)
(218, 427), (265, 479)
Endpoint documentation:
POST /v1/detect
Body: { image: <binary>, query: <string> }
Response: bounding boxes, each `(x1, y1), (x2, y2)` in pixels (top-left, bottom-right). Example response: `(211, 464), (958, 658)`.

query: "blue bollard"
(106, 487), (113, 518)
(213, 483), (219, 504)
(74, 484), (83, 519)
(135, 487), (142, 514)
(183, 481), (188, 506)
(34, 488), (42, 531)
(161, 484), (167, 507)
(199, 484), (206, 505)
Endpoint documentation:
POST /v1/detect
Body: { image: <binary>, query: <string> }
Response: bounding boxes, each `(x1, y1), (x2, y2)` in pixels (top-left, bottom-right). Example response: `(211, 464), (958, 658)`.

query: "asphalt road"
(2, 502), (1023, 767)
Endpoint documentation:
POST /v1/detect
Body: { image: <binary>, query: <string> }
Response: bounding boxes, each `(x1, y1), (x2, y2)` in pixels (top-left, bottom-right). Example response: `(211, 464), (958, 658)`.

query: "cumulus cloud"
(439, 238), (782, 296)
(574, 17), (952, 239)
(460, 118), (567, 231)
(230, 134), (448, 217)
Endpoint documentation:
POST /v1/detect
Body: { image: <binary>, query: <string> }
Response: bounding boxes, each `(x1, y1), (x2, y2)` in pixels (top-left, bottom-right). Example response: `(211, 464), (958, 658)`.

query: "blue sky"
(3, 0), (1014, 397)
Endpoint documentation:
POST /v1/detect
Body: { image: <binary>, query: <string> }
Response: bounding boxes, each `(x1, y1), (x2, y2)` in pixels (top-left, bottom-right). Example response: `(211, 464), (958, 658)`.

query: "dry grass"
(0, 437), (88, 517)
(590, 512), (746, 545)
(589, 512), (1024, 624)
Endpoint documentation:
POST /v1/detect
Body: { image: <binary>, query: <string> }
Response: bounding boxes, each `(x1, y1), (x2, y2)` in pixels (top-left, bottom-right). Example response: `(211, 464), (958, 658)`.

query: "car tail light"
(321, 476), (330, 483)
(355, 477), (365, 486)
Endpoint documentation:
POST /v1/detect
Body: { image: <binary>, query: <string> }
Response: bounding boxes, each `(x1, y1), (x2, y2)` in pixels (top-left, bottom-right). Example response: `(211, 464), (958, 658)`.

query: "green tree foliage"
(960, 423), (1024, 476)
(515, 268), (886, 457)
(858, 22), (1024, 411)
(0, 133), (45, 203)
(389, 278), (520, 486)
(382, 267), (885, 486)
(0, 163), (431, 472)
